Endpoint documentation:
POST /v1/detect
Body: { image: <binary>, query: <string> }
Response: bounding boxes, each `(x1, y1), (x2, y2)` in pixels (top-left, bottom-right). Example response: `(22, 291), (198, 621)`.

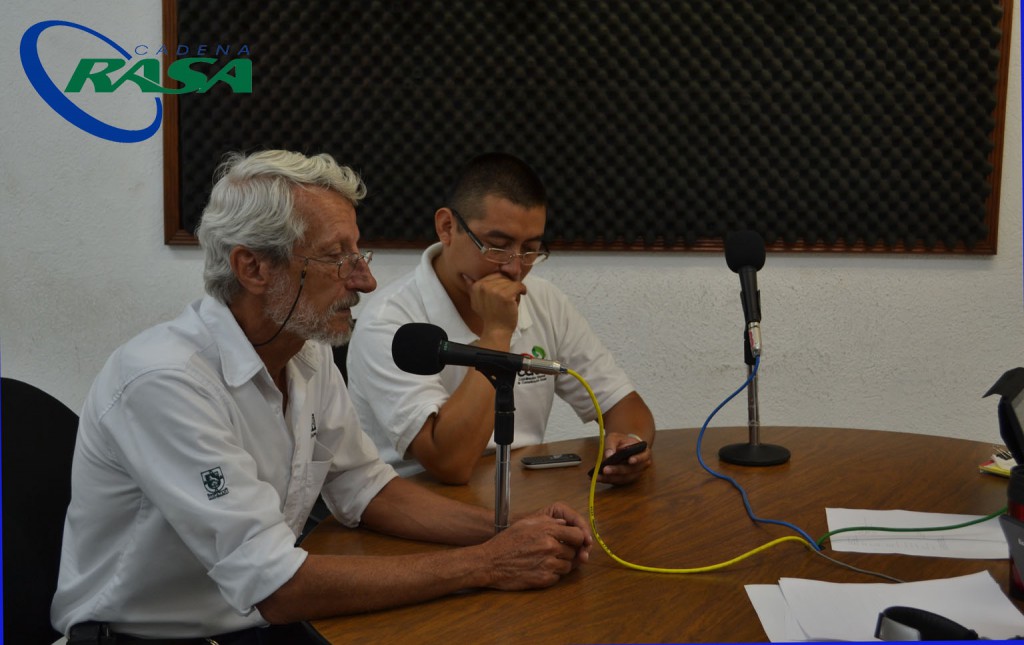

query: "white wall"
(2, 0), (1021, 447)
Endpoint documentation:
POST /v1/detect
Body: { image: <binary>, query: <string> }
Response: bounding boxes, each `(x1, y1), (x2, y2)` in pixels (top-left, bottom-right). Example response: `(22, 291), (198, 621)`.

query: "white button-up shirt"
(51, 296), (396, 638)
(347, 243), (636, 474)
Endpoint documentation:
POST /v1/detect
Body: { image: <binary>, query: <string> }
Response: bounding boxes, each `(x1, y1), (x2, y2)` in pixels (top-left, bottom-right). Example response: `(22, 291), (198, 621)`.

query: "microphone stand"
(476, 366), (517, 533)
(718, 328), (790, 466)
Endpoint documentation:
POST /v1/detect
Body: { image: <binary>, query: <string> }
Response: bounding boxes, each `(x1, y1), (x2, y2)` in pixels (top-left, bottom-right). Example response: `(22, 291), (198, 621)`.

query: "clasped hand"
(482, 502), (592, 591)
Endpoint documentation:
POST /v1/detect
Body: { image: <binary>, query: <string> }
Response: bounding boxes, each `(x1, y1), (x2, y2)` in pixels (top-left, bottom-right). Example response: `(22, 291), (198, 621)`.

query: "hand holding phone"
(587, 441), (648, 477)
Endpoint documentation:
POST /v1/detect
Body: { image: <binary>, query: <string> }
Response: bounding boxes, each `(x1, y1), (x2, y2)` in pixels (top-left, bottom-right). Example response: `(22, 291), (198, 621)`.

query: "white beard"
(264, 276), (357, 347)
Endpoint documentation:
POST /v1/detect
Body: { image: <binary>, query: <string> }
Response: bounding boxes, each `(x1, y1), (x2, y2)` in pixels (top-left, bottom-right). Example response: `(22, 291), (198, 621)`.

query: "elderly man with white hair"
(51, 150), (592, 645)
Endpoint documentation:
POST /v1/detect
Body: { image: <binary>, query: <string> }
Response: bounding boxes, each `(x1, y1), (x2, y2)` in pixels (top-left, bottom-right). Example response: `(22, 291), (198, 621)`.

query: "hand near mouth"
(462, 273), (525, 343)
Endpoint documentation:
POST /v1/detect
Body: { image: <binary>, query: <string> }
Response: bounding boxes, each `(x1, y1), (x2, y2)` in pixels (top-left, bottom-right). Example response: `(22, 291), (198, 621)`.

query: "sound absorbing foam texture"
(173, 0), (1005, 253)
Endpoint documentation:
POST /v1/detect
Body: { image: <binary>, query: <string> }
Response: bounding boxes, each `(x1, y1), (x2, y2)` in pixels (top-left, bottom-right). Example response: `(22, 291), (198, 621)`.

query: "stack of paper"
(979, 444), (1015, 477)
(825, 508), (1007, 559)
(747, 509), (1021, 641)
(746, 571), (1024, 641)
(980, 454), (1014, 477)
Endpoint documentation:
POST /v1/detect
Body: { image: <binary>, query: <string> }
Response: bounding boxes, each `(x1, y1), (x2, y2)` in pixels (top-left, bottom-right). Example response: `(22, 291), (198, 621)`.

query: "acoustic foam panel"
(172, 0), (1005, 252)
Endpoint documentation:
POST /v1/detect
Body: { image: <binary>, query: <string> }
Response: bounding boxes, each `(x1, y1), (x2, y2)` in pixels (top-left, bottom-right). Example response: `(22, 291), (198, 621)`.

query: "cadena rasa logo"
(20, 20), (251, 143)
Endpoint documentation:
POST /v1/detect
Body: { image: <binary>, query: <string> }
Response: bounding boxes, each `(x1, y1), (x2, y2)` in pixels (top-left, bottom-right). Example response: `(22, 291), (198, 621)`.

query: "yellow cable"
(568, 367), (816, 573)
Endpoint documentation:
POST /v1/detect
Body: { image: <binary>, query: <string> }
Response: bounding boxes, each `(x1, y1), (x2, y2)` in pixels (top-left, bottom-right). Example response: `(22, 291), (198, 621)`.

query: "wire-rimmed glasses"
(294, 250), (373, 279)
(449, 207), (549, 266)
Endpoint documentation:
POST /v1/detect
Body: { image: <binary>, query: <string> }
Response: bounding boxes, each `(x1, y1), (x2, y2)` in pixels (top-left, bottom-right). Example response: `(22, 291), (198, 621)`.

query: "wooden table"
(304, 427), (1015, 643)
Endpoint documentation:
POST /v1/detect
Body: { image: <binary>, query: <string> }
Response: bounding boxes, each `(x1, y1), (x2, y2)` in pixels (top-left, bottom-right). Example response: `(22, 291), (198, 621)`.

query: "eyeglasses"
(449, 207), (550, 266)
(294, 250), (373, 279)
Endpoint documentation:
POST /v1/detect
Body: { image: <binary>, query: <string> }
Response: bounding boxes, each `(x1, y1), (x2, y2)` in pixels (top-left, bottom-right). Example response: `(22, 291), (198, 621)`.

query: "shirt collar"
(197, 295), (319, 388)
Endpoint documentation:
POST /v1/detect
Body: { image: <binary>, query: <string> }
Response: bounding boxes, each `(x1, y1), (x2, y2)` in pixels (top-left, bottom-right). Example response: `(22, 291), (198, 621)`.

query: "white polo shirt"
(347, 243), (636, 474)
(51, 296), (397, 638)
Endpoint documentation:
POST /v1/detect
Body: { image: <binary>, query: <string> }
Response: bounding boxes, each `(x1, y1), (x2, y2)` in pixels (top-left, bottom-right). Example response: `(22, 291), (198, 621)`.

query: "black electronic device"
(1001, 512), (1024, 600)
(874, 606), (979, 641)
(521, 453), (582, 469)
(984, 368), (1024, 464)
(587, 441), (648, 477)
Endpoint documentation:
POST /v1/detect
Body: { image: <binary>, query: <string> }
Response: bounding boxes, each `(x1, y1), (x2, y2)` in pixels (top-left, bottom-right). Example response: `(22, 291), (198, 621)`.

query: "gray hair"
(196, 150), (367, 304)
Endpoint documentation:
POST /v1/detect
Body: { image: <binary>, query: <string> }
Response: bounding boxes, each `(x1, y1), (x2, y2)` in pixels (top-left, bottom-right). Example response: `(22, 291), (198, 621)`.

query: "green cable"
(816, 506), (1008, 549)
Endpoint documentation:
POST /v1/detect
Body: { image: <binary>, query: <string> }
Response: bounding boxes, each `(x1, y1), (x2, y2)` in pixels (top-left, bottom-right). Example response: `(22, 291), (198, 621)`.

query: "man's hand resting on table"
(478, 502), (592, 590)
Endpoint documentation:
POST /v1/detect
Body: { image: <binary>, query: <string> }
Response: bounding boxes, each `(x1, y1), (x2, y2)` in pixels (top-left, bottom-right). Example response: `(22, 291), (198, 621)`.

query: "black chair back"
(1, 377), (79, 644)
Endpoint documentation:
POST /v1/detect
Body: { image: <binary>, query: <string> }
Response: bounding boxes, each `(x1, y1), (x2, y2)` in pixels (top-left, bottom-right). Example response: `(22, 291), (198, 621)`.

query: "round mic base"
(718, 442), (791, 466)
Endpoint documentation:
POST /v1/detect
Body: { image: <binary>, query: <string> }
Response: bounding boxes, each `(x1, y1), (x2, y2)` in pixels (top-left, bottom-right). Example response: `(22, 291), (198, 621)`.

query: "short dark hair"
(446, 153), (547, 221)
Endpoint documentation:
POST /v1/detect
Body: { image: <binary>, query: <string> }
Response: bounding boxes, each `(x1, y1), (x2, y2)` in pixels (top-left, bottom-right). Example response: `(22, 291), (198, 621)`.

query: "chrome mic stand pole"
(484, 371), (516, 533)
(719, 323), (790, 466)
(478, 360), (565, 532)
(746, 347), (761, 446)
(494, 442), (511, 531)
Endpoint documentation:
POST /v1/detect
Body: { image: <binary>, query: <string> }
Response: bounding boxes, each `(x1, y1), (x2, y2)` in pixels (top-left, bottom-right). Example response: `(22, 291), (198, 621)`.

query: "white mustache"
(330, 295), (359, 314)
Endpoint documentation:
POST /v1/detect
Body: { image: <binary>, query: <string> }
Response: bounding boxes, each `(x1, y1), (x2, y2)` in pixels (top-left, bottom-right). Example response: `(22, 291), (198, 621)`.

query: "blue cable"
(695, 354), (822, 551)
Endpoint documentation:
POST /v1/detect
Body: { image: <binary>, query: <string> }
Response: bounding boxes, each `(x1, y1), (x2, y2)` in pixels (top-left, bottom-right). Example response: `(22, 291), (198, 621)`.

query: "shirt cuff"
(207, 522), (307, 614)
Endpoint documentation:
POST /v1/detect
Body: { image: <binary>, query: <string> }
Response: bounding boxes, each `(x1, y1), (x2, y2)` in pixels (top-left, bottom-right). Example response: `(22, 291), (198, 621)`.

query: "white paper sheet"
(745, 584), (807, 642)
(746, 571), (1024, 642)
(825, 507), (1007, 558)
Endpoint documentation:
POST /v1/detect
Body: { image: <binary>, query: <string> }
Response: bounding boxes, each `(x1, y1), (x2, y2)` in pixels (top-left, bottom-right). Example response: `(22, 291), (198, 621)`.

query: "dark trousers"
(68, 621), (326, 645)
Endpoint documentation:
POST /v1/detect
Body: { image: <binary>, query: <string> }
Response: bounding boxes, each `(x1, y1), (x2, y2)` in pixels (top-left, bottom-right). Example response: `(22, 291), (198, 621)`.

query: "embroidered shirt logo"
(201, 467), (229, 500)
(531, 346), (547, 359)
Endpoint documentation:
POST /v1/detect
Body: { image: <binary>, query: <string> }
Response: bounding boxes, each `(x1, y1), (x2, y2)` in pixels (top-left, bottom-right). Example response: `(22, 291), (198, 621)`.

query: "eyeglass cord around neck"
(252, 265), (307, 348)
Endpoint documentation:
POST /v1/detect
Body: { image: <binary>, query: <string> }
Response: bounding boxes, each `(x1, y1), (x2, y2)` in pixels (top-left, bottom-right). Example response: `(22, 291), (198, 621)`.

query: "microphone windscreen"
(725, 230), (766, 272)
(391, 322), (448, 375)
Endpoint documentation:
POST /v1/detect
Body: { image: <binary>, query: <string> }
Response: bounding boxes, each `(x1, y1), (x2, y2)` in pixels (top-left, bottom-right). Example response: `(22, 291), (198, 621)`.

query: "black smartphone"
(521, 453), (582, 469)
(587, 441), (648, 477)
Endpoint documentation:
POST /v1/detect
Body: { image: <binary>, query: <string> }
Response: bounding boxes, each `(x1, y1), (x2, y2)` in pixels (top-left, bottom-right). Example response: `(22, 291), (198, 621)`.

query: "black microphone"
(725, 230), (766, 357)
(391, 322), (567, 376)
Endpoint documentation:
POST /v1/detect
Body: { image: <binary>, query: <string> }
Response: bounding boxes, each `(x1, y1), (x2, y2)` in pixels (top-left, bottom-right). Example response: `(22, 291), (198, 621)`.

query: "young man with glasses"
(51, 150), (591, 644)
(347, 153), (655, 485)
